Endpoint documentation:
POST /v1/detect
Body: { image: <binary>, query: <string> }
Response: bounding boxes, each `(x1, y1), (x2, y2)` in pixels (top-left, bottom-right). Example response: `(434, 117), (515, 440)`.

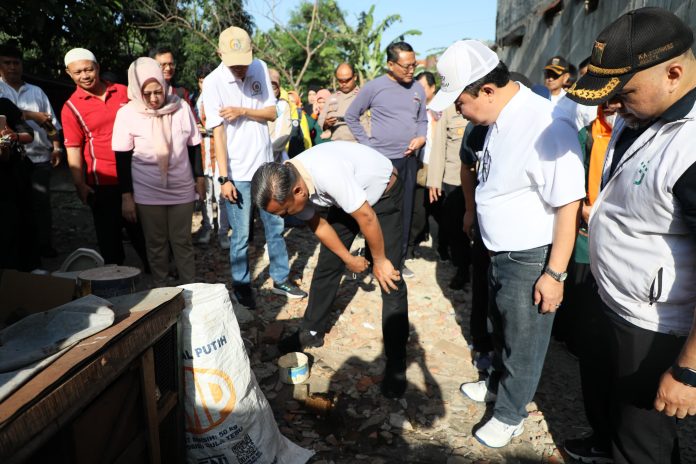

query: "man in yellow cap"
(202, 27), (306, 309)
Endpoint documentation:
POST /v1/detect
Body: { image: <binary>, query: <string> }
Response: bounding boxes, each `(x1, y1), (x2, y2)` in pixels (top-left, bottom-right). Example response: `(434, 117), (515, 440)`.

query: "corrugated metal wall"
(496, 0), (696, 84)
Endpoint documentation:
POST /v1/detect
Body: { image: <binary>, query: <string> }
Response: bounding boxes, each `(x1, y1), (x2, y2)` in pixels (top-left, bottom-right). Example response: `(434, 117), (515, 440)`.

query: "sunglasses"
(337, 76), (354, 84)
(544, 71), (563, 80)
(391, 61), (417, 71)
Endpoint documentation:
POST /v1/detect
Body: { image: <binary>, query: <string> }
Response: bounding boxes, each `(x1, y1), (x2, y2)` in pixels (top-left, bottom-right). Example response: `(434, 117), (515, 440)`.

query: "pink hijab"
(126, 57), (181, 187)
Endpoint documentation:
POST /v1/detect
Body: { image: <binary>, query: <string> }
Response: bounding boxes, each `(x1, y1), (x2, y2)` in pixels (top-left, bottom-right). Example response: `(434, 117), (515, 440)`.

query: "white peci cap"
(430, 40), (500, 112)
(64, 48), (98, 67)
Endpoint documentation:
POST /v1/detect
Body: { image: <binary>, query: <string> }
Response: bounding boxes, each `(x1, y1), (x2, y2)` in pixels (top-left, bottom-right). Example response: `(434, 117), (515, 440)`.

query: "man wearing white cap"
(61, 47), (148, 269)
(430, 40), (584, 447)
(202, 27), (306, 308)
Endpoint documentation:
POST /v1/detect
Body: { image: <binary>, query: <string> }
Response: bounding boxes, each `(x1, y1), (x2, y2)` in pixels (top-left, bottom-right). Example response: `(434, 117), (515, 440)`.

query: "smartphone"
(335, 116), (345, 122)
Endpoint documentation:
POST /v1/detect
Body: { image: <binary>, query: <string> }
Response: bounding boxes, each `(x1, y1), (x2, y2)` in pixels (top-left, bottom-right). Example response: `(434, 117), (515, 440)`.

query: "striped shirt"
(61, 82), (128, 186)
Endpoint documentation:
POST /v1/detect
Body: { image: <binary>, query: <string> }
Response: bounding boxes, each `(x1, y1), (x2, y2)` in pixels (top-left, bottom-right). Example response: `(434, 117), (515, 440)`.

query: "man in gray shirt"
(345, 42), (427, 267)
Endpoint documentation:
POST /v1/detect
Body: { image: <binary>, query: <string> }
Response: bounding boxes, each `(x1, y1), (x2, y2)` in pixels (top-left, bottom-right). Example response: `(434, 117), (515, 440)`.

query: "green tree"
(338, 5), (421, 85)
(254, 0), (345, 92)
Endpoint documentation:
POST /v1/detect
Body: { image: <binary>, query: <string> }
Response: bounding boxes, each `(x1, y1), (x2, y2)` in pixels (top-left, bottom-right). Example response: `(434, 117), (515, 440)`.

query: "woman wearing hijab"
(112, 57), (204, 286)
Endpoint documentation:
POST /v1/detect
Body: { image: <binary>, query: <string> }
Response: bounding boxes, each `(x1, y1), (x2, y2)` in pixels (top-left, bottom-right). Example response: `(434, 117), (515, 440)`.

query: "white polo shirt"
(0, 80), (62, 163)
(288, 141), (393, 220)
(202, 60), (276, 181)
(475, 84), (585, 252)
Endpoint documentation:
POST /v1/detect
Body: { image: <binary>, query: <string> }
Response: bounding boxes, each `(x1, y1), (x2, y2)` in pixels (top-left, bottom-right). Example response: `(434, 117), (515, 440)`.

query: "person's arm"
(654, 161), (696, 418)
(350, 201), (400, 293)
(115, 150), (136, 222)
(66, 146), (92, 204)
(212, 124), (237, 203)
(306, 212), (369, 272)
(188, 144), (206, 201)
(461, 164), (477, 239)
(344, 85), (371, 144)
(427, 115), (447, 202)
(533, 199), (581, 313)
(218, 105), (276, 124)
(405, 88), (428, 156)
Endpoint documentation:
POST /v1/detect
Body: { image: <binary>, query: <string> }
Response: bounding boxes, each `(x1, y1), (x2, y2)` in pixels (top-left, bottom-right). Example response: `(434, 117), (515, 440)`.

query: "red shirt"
(61, 82), (128, 186)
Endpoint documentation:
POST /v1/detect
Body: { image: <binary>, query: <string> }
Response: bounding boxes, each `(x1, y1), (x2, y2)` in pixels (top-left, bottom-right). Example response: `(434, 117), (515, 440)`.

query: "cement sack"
(179, 283), (313, 464)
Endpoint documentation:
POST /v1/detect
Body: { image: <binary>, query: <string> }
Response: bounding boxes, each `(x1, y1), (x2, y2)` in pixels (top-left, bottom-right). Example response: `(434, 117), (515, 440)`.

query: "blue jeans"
(486, 245), (554, 425)
(224, 181), (289, 286)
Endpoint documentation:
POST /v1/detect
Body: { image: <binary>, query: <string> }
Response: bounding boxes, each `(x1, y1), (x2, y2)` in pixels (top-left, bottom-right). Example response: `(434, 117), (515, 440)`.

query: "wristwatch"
(217, 176), (230, 185)
(672, 364), (696, 387)
(544, 266), (568, 282)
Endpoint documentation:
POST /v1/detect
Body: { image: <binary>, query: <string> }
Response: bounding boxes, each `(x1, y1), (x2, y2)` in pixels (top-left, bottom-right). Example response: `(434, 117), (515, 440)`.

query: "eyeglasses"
(391, 61), (417, 71)
(337, 76), (354, 84)
(479, 148), (491, 182)
(159, 62), (176, 69)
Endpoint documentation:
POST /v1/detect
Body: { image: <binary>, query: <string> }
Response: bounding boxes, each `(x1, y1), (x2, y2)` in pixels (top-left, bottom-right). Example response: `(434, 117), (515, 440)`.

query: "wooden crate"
(0, 288), (186, 464)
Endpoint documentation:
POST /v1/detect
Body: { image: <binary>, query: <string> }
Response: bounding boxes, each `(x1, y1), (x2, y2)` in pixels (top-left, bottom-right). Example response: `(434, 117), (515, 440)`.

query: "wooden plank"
(156, 391), (179, 424)
(0, 287), (182, 423)
(139, 347), (161, 464)
(113, 434), (148, 464)
(0, 289), (184, 462)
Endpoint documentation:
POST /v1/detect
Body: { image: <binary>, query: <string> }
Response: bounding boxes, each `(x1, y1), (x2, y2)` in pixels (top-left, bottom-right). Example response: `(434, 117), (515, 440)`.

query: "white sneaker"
(459, 380), (497, 403)
(402, 266), (415, 279)
(219, 236), (230, 250)
(475, 416), (524, 448)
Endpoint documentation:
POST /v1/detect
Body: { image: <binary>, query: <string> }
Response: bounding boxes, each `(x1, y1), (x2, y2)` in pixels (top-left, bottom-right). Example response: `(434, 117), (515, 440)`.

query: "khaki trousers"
(137, 202), (195, 286)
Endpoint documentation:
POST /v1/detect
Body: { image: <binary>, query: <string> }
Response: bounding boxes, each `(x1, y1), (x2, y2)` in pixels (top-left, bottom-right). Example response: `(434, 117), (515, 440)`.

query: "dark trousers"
(561, 262), (612, 449)
(0, 156), (40, 271)
(439, 184), (469, 268)
(30, 161), (53, 251)
(601, 303), (685, 464)
(470, 229), (492, 352)
(302, 177), (409, 361)
(90, 185), (148, 269)
(391, 156), (417, 266)
(407, 184), (428, 258)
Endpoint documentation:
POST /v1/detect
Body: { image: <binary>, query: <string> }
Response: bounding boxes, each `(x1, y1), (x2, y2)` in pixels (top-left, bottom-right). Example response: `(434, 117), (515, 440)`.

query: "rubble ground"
(44, 170), (696, 463)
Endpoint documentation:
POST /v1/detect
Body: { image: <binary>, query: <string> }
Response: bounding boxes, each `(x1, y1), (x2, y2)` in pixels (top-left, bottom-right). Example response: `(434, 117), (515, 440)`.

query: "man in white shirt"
(203, 27), (306, 308)
(431, 40), (584, 448)
(250, 141), (409, 398)
(0, 43), (62, 257)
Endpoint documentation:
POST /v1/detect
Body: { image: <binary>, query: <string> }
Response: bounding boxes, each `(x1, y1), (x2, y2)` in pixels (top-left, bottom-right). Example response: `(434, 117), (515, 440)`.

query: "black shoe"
(233, 284), (256, 309)
(563, 436), (613, 463)
(381, 358), (407, 398)
(278, 330), (325, 354)
(272, 280), (308, 299)
(448, 267), (470, 290)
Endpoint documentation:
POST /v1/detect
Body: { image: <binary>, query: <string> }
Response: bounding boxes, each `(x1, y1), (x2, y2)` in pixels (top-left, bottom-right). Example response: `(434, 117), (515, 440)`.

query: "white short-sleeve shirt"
(475, 84), (585, 252)
(288, 141), (393, 220)
(202, 60), (276, 181)
(1, 80), (62, 163)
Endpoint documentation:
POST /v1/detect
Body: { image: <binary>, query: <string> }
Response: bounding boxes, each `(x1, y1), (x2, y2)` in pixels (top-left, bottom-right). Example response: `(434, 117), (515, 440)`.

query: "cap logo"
(551, 58), (560, 66)
(440, 75), (449, 90)
(231, 39), (242, 50)
(638, 42), (674, 67)
(592, 41), (606, 65)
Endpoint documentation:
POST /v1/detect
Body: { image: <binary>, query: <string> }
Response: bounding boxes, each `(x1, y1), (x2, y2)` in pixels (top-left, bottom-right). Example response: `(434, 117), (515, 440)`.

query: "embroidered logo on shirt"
(413, 93), (421, 105)
(633, 160), (650, 185)
(251, 81), (262, 96)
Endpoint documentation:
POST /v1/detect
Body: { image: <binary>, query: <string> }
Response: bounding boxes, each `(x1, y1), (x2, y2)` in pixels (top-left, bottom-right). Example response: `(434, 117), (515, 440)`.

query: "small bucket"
(278, 352), (310, 384)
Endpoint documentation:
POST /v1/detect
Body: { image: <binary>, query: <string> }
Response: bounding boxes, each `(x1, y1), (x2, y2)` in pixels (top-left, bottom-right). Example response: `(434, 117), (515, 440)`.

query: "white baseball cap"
(429, 40), (500, 112)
